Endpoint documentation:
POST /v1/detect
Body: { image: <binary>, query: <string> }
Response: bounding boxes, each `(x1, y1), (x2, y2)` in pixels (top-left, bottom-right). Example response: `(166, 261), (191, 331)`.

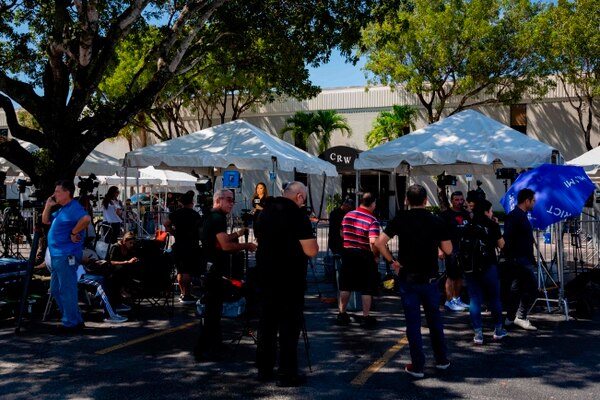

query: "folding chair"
(130, 239), (175, 316)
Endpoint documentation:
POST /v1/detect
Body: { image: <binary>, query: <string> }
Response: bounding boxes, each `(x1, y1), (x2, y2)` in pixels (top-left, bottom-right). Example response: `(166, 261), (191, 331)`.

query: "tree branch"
(0, 93), (47, 147)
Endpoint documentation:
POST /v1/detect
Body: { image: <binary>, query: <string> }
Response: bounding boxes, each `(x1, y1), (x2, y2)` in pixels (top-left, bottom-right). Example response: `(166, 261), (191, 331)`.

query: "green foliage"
(280, 110), (351, 153)
(326, 193), (343, 215)
(365, 104), (417, 148)
(0, 0), (374, 196)
(361, 0), (544, 123)
(312, 110), (352, 154)
(531, 0), (600, 150)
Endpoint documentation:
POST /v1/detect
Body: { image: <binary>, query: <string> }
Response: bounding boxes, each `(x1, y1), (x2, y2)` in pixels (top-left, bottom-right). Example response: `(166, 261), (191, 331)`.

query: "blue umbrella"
(500, 164), (595, 230)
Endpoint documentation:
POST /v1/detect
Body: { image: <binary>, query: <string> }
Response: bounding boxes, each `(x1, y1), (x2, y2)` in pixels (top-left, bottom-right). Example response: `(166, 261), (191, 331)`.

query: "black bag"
(458, 223), (490, 274)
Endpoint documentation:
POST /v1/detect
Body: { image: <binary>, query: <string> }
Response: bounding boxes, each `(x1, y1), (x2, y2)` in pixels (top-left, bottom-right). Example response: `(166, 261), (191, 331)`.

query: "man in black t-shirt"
(255, 182), (318, 387)
(503, 188), (538, 331)
(440, 191), (471, 312)
(164, 191), (202, 304)
(376, 184), (452, 379)
(194, 189), (257, 362)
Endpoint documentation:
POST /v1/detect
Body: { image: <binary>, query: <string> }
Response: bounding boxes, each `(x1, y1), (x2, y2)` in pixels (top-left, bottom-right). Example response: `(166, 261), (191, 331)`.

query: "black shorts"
(173, 243), (203, 275)
(338, 249), (379, 296)
(445, 253), (462, 279)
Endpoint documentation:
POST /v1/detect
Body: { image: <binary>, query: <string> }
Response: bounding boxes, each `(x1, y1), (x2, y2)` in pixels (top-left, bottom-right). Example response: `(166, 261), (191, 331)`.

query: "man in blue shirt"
(42, 180), (92, 333)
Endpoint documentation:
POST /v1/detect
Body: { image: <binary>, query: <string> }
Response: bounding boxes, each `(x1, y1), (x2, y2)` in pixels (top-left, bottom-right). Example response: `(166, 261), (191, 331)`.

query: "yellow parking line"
(350, 336), (409, 385)
(95, 321), (197, 355)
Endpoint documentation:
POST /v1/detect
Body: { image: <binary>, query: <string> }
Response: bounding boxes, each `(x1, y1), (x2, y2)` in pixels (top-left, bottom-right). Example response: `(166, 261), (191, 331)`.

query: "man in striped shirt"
(336, 192), (380, 328)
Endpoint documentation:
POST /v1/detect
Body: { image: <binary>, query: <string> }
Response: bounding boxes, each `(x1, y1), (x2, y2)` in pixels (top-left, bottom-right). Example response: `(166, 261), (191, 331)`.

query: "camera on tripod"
(77, 174), (99, 200)
(436, 173), (457, 187)
(16, 179), (33, 194)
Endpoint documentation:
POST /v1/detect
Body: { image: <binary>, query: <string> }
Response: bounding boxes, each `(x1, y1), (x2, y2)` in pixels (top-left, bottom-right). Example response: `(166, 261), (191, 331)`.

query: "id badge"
(68, 256), (76, 266)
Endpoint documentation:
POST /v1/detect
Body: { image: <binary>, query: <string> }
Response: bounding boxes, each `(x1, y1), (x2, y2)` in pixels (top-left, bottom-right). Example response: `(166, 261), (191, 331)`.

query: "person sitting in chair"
(107, 231), (140, 302)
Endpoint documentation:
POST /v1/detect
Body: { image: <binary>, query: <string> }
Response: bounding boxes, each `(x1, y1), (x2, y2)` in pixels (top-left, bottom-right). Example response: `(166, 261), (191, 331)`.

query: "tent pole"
(355, 169), (360, 206)
(317, 172), (326, 220)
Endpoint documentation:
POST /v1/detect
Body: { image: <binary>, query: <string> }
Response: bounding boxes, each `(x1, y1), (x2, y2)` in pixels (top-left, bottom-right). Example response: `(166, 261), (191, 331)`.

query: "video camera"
(16, 179), (33, 194)
(77, 174), (99, 195)
(436, 173), (457, 187)
(77, 174), (99, 206)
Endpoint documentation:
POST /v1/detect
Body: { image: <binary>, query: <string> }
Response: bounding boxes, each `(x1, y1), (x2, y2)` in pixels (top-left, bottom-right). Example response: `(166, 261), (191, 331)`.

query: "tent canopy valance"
(123, 119), (338, 177)
(354, 110), (558, 175)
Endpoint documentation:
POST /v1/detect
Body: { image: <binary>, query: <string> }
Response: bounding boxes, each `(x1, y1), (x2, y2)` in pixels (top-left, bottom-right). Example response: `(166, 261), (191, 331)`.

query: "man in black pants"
(503, 188), (538, 331)
(375, 184), (452, 378)
(255, 182), (318, 387)
(163, 190), (202, 304)
(194, 189), (257, 361)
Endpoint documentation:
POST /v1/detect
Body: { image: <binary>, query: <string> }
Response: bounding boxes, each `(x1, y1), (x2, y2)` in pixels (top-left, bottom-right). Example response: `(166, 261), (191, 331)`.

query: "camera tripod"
(230, 225), (258, 346)
(1, 206), (31, 259)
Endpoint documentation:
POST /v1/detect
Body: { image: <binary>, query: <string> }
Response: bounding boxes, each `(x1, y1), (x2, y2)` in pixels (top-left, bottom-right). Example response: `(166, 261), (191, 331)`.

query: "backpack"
(458, 223), (491, 274)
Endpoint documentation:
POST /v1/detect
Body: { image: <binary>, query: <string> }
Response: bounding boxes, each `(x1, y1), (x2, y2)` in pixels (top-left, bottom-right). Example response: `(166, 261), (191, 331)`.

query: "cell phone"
(51, 196), (56, 201)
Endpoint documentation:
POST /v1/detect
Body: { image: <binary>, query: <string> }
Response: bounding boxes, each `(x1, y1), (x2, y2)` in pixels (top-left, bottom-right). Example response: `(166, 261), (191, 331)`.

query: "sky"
(307, 53), (370, 89)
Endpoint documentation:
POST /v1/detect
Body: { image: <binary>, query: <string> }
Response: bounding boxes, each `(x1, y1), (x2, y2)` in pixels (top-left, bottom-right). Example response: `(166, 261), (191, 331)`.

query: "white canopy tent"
(124, 119), (340, 217)
(124, 119), (338, 176)
(0, 139), (123, 177)
(76, 150), (123, 176)
(567, 147), (600, 179)
(354, 109), (558, 175)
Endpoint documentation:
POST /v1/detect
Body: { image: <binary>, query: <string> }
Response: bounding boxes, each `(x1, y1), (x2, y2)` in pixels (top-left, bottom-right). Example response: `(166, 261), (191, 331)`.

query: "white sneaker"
(513, 317), (537, 331)
(445, 299), (465, 312)
(104, 314), (128, 323)
(454, 298), (470, 309)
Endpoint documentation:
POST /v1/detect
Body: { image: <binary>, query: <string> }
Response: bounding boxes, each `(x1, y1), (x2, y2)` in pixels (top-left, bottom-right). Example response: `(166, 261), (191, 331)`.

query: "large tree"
(361, 0), (544, 123)
(533, 0), (600, 151)
(0, 0), (374, 195)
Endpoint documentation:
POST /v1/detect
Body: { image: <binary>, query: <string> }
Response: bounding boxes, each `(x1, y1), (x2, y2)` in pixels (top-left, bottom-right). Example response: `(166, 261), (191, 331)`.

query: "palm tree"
(365, 105), (418, 149)
(279, 111), (315, 152)
(312, 110), (352, 154)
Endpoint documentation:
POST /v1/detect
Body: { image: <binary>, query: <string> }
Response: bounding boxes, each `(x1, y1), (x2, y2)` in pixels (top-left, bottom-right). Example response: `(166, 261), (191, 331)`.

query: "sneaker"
(493, 327), (508, 340)
(115, 304), (131, 313)
(514, 317), (537, 331)
(405, 364), (424, 378)
(473, 329), (484, 345)
(104, 314), (128, 323)
(445, 299), (465, 312)
(504, 318), (514, 327)
(360, 315), (377, 329)
(454, 298), (470, 309)
(435, 359), (451, 370)
(179, 294), (197, 304)
(336, 312), (351, 326)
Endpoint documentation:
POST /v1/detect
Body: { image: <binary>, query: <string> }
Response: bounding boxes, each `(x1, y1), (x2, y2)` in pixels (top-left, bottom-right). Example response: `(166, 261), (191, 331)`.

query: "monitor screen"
(223, 170), (241, 188)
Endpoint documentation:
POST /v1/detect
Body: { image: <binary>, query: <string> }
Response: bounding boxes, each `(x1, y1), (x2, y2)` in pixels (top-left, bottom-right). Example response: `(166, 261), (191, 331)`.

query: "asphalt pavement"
(1, 271), (600, 400)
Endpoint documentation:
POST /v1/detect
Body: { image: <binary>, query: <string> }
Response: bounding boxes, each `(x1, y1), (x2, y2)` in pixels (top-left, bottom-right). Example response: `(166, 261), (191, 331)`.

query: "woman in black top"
(464, 199), (507, 345)
(251, 182), (269, 224)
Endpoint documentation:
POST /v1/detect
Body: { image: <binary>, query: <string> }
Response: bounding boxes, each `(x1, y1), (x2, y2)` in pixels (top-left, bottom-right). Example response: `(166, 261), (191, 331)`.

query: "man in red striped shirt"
(336, 192), (381, 328)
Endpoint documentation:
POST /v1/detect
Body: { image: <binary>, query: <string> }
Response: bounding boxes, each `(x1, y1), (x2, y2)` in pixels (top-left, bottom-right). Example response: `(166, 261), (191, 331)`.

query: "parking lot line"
(350, 336), (409, 385)
(95, 321), (197, 355)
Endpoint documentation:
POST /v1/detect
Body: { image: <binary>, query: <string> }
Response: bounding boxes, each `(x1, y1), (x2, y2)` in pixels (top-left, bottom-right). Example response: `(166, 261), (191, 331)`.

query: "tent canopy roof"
(354, 109), (558, 175)
(124, 120), (338, 177)
(567, 146), (600, 175)
(0, 139), (122, 177)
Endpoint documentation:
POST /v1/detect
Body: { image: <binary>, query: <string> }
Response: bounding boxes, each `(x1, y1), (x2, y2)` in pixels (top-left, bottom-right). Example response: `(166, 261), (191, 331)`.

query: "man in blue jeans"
(376, 184), (452, 378)
(42, 180), (91, 333)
